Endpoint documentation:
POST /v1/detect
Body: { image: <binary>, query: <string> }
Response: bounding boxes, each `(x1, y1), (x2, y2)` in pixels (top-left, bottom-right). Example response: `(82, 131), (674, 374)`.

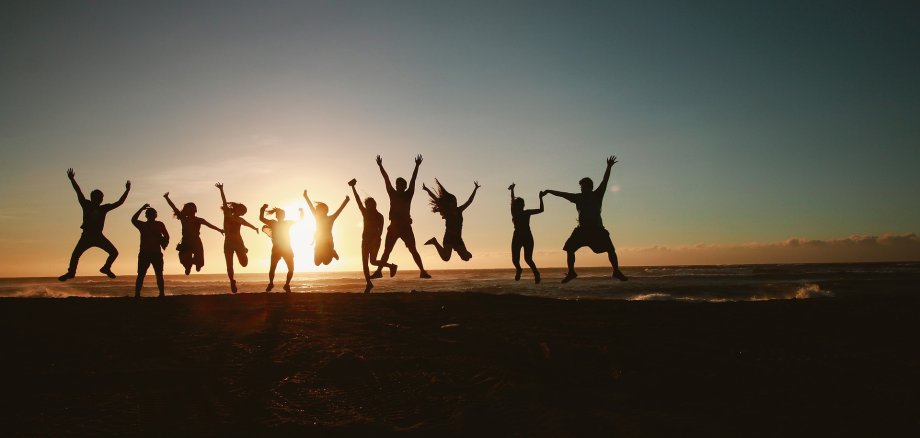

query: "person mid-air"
(163, 192), (224, 275)
(131, 204), (169, 298)
(508, 183), (545, 283)
(543, 155), (628, 283)
(303, 189), (349, 266)
(59, 168), (131, 281)
(215, 183), (259, 293)
(422, 180), (480, 262)
(372, 154), (431, 279)
(349, 178), (397, 293)
(260, 204), (302, 293)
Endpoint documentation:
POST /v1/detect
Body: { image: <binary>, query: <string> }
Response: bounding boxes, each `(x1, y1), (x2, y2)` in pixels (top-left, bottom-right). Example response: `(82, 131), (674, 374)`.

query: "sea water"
(2, 263), (918, 301)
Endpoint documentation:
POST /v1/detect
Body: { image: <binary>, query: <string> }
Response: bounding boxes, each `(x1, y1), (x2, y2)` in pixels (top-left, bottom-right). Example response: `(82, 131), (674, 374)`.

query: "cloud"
(621, 233), (920, 265)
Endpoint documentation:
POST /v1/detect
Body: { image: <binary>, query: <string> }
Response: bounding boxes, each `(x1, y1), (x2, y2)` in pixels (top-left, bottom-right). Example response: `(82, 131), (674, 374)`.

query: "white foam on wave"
(793, 283), (834, 299)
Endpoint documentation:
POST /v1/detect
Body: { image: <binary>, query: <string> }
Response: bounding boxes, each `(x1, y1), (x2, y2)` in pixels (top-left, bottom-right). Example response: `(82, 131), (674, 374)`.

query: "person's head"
(225, 202), (247, 217)
(428, 179), (458, 218)
(579, 177), (594, 193)
(179, 202), (197, 218)
(90, 189), (103, 205)
(268, 207), (286, 221)
(395, 177), (407, 192)
(365, 197), (377, 211)
(511, 197), (525, 213)
(315, 202), (329, 215)
(145, 208), (158, 220)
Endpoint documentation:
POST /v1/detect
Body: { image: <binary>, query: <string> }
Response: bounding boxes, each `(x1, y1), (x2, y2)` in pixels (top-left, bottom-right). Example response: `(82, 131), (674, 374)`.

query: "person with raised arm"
(59, 168), (131, 281)
(422, 180), (480, 262)
(303, 189), (349, 266)
(508, 183), (545, 283)
(260, 204), (302, 293)
(372, 154), (430, 279)
(543, 155), (628, 283)
(163, 192), (223, 275)
(215, 182), (259, 293)
(131, 204), (169, 297)
(349, 178), (397, 293)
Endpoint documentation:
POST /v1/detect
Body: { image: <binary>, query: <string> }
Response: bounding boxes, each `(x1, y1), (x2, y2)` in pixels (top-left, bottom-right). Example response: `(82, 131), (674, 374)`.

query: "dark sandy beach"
(1, 292), (919, 436)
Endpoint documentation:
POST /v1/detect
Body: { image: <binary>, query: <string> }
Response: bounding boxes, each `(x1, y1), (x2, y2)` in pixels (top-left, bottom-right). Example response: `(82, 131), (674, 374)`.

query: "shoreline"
(2, 292), (918, 434)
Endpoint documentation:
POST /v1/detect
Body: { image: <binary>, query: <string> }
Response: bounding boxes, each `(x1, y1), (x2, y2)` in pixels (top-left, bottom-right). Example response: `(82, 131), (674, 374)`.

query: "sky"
(1, 0), (919, 277)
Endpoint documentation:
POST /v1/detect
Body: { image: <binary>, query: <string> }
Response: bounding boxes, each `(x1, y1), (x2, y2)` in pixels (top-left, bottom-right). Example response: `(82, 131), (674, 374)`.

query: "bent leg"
(374, 230), (399, 276)
(66, 236), (94, 274)
(97, 235), (119, 270)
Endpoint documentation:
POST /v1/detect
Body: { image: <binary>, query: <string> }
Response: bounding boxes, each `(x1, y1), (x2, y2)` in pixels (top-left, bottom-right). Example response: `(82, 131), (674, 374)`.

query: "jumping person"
(422, 180), (480, 262)
(349, 178), (397, 293)
(260, 204), (302, 293)
(372, 155), (431, 279)
(216, 183), (259, 293)
(303, 189), (349, 266)
(508, 183), (544, 283)
(543, 155), (628, 283)
(131, 204), (169, 297)
(59, 168), (131, 281)
(163, 192), (224, 275)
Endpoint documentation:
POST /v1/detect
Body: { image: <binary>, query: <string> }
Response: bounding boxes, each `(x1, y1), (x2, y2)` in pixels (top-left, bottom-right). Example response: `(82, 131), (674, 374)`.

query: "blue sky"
(1, 1), (918, 276)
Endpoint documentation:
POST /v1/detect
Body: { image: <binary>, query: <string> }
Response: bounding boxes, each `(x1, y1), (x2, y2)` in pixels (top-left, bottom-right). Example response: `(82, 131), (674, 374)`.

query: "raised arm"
(597, 155), (618, 195)
(332, 196), (350, 220)
(131, 203), (148, 226)
(508, 183), (516, 201)
(529, 192), (546, 215)
(376, 155), (394, 193)
(302, 190), (316, 215)
(543, 189), (578, 203)
(349, 180), (365, 213)
(421, 182), (436, 200)
(459, 181), (481, 211)
(66, 168), (87, 203)
(163, 192), (182, 218)
(259, 204), (270, 225)
(109, 180), (131, 209)
(407, 154), (422, 195)
(238, 217), (259, 232)
(199, 218), (224, 235)
(215, 182), (228, 208)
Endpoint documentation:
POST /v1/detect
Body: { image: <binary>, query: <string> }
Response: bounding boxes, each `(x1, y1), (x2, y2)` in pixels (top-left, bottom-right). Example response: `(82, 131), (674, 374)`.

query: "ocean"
(2, 262), (918, 300)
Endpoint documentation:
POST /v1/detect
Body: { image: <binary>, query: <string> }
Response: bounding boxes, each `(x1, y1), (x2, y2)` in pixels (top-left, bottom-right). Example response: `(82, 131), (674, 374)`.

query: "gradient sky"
(1, 1), (919, 277)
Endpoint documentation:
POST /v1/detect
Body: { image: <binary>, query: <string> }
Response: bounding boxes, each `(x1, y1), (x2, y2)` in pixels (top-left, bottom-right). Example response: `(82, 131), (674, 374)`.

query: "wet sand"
(1, 292), (918, 436)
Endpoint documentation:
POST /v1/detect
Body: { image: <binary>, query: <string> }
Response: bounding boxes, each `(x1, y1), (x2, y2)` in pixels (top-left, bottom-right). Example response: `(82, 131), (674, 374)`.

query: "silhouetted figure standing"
(216, 183), (259, 293)
(544, 156), (628, 283)
(349, 178), (397, 293)
(509, 183), (544, 283)
(163, 193), (224, 275)
(373, 155), (430, 278)
(422, 180), (480, 262)
(59, 168), (130, 281)
(303, 189), (349, 266)
(260, 205), (302, 293)
(131, 204), (169, 297)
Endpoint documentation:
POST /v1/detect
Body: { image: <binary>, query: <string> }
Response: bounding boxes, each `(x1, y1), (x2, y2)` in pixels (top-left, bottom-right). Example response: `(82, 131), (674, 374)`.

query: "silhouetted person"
(422, 180), (479, 262)
(303, 189), (349, 266)
(543, 155), (628, 283)
(216, 183), (259, 293)
(163, 193), (223, 275)
(59, 168), (130, 281)
(260, 204), (302, 292)
(372, 155), (430, 278)
(132, 204), (169, 297)
(509, 183), (544, 283)
(349, 178), (397, 293)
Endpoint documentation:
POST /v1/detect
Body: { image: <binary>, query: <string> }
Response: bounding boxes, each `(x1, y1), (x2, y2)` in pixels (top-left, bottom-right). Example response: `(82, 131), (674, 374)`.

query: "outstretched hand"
(415, 154), (423, 165)
(473, 181), (481, 189)
(215, 182), (223, 190)
(539, 190), (547, 197)
(261, 203), (269, 210)
(376, 155), (383, 166)
(67, 168), (75, 179)
(607, 155), (619, 167)
(348, 178), (357, 187)
(125, 180), (131, 190)
(303, 189), (308, 198)
(142, 203), (151, 209)
(163, 192), (169, 198)
(508, 183), (515, 191)
(422, 182), (428, 191)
